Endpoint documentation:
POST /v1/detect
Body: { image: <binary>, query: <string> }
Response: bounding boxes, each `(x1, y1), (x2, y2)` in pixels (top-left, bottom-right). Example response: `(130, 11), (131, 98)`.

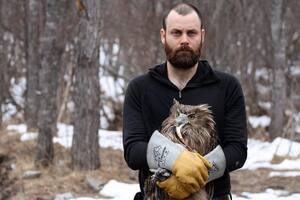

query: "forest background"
(0, 0), (300, 199)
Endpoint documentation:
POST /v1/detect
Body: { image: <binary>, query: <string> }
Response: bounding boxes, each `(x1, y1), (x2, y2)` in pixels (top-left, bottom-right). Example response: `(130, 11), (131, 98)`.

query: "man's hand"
(173, 150), (211, 190)
(147, 131), (212, 194)
(157, 175), (196, 199)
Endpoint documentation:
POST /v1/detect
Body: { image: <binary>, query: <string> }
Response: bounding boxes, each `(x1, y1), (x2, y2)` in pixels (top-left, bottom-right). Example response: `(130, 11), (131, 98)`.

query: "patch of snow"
(72, 198), (102, 200)
(99, 180), (139, 200)
(234, 189), (300, 200)
(54, 123), (74, 148)
(20, 132), (38, 141)
(7, 124), (27, 133)
(296, 126), (300, 134)
(10, 77), (26, 107)
(100, 76), (124, 101)
(269, 171), (300, 177)
(294, 113), (300, 134)
(72, 185), (300, 200)
(6, 123), (123, 150)
(290, 65), (300, 76)
(2, 103), (17, 122)
(258, 101), (271, 110)
(255, 68), (269, 80)
(248, 115), (271, 128)
(53, 123), (123, 150)
(100, 104), (115, 129)
(243, 137), (300, 170)
(67, 101), (75, 112)
(256, 83), (271, 94)
(271, 137), (300, 157)
(98, 130), (123, 151)
(268, 159), (300, 170)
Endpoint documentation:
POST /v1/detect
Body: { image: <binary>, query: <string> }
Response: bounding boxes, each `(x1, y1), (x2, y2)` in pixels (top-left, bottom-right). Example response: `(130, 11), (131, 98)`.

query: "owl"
(144, 99), (218, 200)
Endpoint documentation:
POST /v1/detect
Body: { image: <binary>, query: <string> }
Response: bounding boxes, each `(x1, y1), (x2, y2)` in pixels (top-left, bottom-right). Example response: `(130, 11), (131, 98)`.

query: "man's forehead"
(165, 10), (202, 30)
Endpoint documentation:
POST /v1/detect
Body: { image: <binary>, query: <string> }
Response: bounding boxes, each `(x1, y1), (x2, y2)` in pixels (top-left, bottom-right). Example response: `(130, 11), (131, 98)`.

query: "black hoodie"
(123, 60), (247, 198)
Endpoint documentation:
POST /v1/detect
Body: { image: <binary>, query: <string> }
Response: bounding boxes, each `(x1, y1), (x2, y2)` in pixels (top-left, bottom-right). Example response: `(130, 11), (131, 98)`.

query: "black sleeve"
(222, 76), (248, 172)
(123, 80), (148, 170)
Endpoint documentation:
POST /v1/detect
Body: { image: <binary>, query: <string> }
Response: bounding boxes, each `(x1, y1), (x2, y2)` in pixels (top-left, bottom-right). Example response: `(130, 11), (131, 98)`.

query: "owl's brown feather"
(144, 99), (218, 200)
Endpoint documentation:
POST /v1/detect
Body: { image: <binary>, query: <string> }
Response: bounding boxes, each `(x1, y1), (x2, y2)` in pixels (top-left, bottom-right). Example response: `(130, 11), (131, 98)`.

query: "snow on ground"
(269, 171), (300, 177)
(98, 180), (139, 200)
(5, 123), (300, 200)
(233, 189), (300, 200)
(7, 123), (123, 151)
(243, 137), (300, 170)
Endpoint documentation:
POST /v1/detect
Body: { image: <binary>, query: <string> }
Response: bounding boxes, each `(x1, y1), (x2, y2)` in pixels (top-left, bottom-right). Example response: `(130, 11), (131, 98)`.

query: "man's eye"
(172, 31), (181, 36)
(188, 32), (197, 37)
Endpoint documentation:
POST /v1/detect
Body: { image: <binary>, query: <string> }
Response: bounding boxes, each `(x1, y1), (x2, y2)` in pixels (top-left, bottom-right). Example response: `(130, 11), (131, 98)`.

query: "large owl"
(144, 99), (218, 200)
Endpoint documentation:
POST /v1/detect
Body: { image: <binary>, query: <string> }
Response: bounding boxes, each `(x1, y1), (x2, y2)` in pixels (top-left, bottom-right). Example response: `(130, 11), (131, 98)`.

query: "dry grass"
(1, 128), (300, 199)
(0, 129), (137, 200)
(231, 168), (300, 195)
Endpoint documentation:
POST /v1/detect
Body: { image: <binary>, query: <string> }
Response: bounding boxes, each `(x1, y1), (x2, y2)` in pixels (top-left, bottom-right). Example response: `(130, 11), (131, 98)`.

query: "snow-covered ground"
(6, 123), (300, 200)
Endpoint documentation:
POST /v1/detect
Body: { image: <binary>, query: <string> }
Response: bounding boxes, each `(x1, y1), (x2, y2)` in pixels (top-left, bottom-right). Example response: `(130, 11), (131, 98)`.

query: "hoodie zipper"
(178, 90), (182, 99)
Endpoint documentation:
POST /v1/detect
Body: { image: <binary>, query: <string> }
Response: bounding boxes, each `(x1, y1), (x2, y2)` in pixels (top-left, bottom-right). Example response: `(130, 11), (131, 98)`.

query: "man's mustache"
(175, 44), (194, 53)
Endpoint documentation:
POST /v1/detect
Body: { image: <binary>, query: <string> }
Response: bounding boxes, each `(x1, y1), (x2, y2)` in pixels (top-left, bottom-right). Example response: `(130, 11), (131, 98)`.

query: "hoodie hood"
(148, 60), (220, 88)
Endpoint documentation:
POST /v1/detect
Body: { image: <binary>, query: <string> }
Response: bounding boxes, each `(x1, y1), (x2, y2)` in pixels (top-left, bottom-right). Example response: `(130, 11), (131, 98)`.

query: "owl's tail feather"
(206, 182), (215, 200)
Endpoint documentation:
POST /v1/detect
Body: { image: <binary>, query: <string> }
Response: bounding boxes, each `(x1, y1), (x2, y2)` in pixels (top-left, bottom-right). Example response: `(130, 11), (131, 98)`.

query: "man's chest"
(140, 84), (225, 136)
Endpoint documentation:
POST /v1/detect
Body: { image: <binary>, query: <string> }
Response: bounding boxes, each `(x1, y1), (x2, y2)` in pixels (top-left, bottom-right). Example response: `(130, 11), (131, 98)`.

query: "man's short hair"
(162, 3), (203, 30)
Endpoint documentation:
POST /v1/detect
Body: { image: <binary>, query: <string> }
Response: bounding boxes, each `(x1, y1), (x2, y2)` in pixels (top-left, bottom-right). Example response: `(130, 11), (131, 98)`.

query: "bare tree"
(24, 0), (42, 131)
(71, 0), (101, 170)
(0, 0), (7, 129)
(0, 0), (299, 139)
(0, 32), (3, 128)
(269, 0), (287, 139)
(35, 1), (67, 167)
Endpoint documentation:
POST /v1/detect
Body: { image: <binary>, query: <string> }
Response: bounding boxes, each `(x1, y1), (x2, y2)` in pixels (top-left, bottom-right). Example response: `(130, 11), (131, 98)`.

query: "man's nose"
(180, 33), (189, 45)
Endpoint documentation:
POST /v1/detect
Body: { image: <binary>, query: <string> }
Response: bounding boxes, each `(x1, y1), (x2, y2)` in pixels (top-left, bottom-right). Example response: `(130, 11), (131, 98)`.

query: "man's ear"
(160, 28), (166, 45)
(201, 28), (205, 44)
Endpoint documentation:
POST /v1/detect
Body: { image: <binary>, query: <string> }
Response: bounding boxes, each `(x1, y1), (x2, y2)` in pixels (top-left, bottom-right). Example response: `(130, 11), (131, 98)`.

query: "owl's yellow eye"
(176, 109), (180, 117)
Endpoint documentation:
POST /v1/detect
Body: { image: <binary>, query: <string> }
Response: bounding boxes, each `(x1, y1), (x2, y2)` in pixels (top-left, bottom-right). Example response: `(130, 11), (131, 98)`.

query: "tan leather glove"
(157, 175), (196, 199)
(173, 150), (212, 190)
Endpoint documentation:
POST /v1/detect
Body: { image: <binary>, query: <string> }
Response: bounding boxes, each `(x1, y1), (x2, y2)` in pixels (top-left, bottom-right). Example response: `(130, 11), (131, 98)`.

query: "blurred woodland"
(0, 0), (300, 170)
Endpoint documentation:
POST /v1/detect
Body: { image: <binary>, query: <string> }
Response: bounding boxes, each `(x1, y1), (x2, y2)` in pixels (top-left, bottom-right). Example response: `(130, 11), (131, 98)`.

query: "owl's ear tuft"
(170, 98), (180, 116)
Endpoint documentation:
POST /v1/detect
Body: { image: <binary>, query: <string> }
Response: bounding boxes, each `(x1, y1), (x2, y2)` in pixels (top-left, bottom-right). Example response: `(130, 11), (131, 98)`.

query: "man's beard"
(165, 40), (202, 70)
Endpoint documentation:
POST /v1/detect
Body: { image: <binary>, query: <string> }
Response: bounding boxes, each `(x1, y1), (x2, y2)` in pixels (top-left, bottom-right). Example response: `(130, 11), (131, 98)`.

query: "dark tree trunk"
(71, 0), (101, 170)
(24, 0), (42, 131)
(35, 0), (65, 167)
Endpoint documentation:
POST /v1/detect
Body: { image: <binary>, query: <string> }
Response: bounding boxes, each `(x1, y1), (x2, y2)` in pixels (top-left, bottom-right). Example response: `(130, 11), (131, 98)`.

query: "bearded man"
(123, 3), (247, 200)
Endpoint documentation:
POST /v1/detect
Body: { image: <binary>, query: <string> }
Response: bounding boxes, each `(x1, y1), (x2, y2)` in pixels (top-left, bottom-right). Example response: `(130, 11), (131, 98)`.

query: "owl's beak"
(175, 113), (189, 126)
(175, 113), (189, 141)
